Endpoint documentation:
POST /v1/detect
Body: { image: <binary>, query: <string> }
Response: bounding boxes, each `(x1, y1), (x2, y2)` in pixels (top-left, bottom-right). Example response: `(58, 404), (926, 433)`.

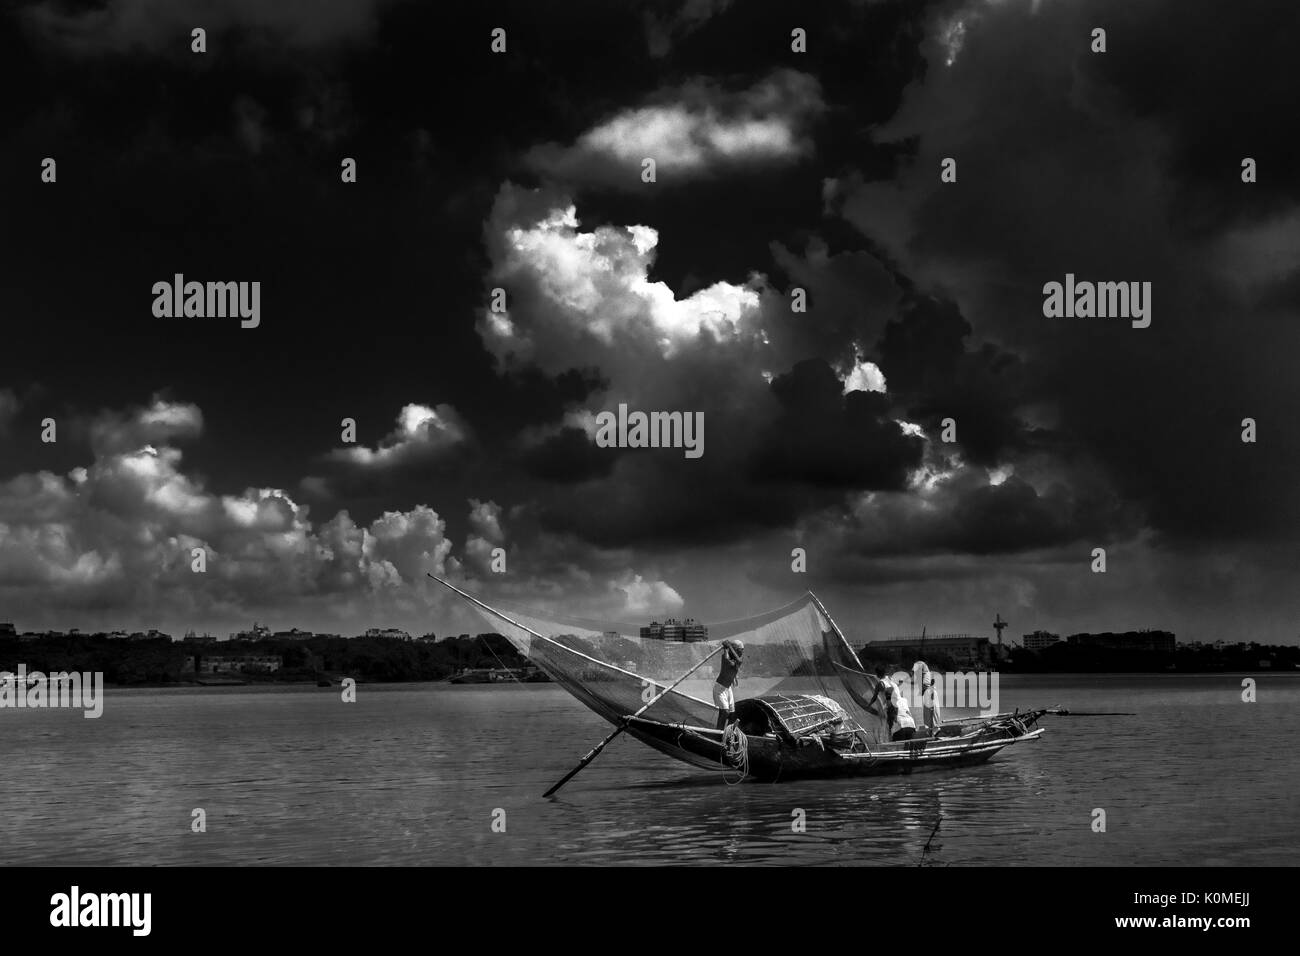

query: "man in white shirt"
(890, 685), (917, 741)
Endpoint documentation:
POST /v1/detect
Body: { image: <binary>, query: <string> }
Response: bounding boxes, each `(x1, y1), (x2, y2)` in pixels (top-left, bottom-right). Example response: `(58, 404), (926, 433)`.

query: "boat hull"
(626, 715), (1043, 782)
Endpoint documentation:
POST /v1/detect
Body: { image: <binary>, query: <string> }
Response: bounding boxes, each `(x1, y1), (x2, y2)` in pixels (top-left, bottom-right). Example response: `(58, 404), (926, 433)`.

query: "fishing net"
(451, 586), (893, 747)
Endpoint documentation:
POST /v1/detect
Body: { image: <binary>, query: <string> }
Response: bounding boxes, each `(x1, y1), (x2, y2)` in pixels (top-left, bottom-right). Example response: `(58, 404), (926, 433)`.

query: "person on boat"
(866, 665), (898, 698)
(890, 685), (918, 741)
(863, 666), (899, 739)
(713, 639), (744, 730)
(912, 657), (942, 735)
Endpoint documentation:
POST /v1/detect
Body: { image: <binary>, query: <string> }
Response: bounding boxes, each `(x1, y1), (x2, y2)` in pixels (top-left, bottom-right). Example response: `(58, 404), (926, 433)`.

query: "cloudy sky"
(2, 0), (1298, 644)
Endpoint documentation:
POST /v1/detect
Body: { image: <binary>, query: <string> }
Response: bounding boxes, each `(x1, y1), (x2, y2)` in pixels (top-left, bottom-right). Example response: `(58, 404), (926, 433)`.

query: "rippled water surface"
(1, 674), (1296, 865)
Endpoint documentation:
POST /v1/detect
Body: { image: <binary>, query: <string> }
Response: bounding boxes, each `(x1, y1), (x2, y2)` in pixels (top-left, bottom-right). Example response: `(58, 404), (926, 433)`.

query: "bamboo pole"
(542, 644), (726, 798)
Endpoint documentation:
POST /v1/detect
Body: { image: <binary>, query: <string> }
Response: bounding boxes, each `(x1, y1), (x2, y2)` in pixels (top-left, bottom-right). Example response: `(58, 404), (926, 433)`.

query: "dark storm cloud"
(752, 359), (923, 489)
(767, 241), (903, 371)
(861, 473), (1139, 558)
(832, 0), (1300, 548)
(517, 427), (620, 483)
(1090, 0), (1300, 236)
(529, 460), (809, 550)
(872, 294), (1033, 466)
(298, 404), (479, 523)
(17, 0), (396, 55)
(0, 390), (19, 436)
(638, 0), (734, 59)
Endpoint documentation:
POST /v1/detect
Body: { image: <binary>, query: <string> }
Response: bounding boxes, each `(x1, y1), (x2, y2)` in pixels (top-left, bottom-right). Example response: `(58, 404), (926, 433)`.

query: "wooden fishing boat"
(626, 693), (1046, 781)
(428, 575), (1050, 790)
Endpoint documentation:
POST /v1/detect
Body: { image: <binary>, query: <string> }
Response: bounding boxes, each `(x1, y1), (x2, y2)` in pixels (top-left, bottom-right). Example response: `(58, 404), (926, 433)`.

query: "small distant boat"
(449, 668), (494, 684)
(449, 667), (530, 684)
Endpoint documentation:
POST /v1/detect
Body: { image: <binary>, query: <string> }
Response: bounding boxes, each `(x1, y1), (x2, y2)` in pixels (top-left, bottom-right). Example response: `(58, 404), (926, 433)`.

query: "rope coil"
(721, 723), (749, 785)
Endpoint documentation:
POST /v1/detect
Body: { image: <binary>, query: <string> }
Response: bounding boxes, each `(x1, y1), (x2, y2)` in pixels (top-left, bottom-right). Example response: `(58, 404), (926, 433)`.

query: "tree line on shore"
(3, 630), (1294, 686)
(0, 632), (531, 685)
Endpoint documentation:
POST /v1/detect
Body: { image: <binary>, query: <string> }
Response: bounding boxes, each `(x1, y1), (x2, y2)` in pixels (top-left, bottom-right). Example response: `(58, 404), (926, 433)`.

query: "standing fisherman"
(713, 639), (745, 730)
(912, 658), (943, 735)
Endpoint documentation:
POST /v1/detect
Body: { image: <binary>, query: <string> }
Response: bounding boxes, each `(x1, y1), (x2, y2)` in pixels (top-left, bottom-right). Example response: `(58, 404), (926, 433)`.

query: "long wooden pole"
(542, 644), (726, 798)
(807, 590), (864, 671)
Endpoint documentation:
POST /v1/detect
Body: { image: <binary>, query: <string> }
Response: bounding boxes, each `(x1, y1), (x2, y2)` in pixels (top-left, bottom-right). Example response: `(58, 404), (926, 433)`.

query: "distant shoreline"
(0, 631), (537, 688)
(5, 625), (1295, 690)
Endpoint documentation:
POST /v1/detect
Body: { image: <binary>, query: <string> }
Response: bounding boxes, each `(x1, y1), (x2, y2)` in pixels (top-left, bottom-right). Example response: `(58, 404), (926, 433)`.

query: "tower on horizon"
(993, 613), (1007, 647)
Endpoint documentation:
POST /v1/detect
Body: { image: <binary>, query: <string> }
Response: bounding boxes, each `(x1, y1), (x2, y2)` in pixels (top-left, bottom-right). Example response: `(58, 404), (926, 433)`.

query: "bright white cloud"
(481, 183), (764, 372)
(842, 358), (887, 393)
(0, 411), (459, 631)
(617, 573), (684, 616)
(467, 499), (505, 545)
(526, 70), (824, 188)
(328, 403), (468, 467)
(87, 396), (203, 455)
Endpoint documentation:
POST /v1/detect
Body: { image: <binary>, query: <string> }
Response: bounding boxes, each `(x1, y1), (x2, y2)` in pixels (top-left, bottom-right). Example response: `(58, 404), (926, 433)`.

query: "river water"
(1, 674), (1294, 865)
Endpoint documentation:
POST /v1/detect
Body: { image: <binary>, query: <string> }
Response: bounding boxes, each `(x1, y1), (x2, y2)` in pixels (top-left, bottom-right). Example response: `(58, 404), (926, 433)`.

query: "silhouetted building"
(650, 617), (709, 642)
(865, 634), (994, 667)
(682, 618), (708, 642)
(1024, 630), (1061, 652)
(230, 622), (272, 641)
(0, 622), (14, 637)
(640, 621), (664, 640)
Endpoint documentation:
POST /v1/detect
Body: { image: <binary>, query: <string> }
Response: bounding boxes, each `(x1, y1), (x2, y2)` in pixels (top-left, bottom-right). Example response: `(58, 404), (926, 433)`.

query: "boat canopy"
(734, 693), (852, 739)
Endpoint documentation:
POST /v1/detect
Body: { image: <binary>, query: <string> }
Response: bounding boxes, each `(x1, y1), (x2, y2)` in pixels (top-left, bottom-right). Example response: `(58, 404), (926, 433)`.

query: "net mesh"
(456, 587), (892, 746)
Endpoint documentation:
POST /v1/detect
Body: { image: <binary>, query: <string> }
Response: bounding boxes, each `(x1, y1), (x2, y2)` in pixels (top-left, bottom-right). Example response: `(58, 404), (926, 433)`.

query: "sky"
(1, 0), (1298, 644)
